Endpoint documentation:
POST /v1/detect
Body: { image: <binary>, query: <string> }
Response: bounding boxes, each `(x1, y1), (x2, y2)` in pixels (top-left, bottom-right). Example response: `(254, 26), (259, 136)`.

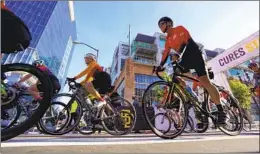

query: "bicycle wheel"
(101, 97), (136, 136)
(1, 63), (53, 141)
(218, 89), (243, 136)
(37, 101), (71, 135)
(38, 93), (83, 135)
(243, 117), (251, 132)
(142, 81), (188, 139)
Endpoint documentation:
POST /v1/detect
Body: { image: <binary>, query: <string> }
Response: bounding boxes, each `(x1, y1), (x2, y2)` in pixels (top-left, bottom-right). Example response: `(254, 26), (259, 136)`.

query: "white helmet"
(84, 53), (97, 61)
(32, 59), (45, 66)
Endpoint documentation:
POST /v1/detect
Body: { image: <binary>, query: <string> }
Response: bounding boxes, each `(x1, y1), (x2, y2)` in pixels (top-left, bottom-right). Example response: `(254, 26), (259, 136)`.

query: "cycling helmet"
(158, 16), (173, 26)
(32, 59), (44, 66)
(248, 62), (258, 69)
(84, 53), (97, 61)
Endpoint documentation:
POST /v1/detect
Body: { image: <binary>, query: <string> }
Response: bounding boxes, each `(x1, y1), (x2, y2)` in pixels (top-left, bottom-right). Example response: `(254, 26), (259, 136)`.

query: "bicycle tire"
(1, 63), (53, 141)
(101, 97), (136, 136)
(218, 89), (243, 136)
(37, 101), (72, 135)
(142, 81), (189, 139)
(38, 93), (83, 135)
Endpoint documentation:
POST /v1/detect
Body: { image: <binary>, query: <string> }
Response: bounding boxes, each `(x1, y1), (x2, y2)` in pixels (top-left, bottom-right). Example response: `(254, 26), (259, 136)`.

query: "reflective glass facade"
(5, 1), (57, 48)
(4, 1), (77, 88)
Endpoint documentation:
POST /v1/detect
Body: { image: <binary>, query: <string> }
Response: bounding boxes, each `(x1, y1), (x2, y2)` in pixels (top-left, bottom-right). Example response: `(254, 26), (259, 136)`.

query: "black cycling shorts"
(177, 48), (207, 77)
(92, 71), (112, 94)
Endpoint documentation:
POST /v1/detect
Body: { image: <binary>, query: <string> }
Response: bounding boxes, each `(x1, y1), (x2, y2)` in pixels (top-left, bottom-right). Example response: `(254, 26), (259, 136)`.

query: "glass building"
(2, 1), (77, 88)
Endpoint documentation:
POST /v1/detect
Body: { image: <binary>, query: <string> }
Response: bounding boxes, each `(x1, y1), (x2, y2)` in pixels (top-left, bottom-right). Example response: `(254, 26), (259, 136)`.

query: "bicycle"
(38, 78), (136, 136)
(142, 61), (243, 139)
(1, 8), (53, 141)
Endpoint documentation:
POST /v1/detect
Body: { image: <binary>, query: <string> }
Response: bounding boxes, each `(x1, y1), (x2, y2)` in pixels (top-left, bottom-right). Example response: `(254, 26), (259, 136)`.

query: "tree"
(228, 78), (252, 110)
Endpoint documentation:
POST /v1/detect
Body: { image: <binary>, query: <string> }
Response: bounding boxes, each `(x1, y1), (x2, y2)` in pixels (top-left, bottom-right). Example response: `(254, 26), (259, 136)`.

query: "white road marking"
(1, 135), (258, 147)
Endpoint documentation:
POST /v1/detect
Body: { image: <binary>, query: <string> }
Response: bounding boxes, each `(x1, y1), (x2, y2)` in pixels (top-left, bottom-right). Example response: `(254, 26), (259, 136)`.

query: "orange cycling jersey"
(74, 61), (103, 85)
(160, 26), (192, 66)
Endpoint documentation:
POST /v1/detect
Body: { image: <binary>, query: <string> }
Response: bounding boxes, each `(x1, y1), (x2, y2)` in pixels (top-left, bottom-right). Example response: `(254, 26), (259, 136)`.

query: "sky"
(64, 1), (259, 91)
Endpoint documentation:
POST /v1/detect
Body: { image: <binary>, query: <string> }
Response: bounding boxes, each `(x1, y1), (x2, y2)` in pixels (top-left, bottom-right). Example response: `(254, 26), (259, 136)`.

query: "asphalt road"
(1, 131), (259, 154)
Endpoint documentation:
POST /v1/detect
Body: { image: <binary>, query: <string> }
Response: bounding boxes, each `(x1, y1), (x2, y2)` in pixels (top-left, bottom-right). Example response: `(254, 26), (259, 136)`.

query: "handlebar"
(65, 78), (81, 91)
(153, 61), (185, 81)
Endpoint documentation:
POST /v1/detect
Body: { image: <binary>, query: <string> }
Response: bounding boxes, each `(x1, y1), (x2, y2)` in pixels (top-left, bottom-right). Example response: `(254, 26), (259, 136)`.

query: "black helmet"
(158, 16), (173, 26)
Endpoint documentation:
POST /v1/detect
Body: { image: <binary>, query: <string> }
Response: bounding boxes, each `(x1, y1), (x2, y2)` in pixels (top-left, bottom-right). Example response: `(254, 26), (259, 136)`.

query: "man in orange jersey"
(156, 16), (226, 125)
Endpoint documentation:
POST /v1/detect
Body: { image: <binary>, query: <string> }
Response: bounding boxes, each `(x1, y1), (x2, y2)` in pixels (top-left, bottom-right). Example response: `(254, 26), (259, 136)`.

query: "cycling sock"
(216, 104), (223, 112)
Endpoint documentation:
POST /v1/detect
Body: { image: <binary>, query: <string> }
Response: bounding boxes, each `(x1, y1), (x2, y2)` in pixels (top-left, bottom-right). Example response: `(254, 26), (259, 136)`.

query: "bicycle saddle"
(1, 8), (32, 53)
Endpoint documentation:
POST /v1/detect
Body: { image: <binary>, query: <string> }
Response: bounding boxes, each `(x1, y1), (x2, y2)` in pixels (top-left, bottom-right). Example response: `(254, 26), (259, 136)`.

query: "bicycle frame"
(155, 62), (218, 122)
(64, 80), (121, 123)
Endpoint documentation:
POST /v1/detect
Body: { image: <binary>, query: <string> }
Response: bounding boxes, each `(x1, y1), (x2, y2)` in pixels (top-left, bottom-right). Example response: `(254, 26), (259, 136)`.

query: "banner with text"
(208, 31), (259, 73)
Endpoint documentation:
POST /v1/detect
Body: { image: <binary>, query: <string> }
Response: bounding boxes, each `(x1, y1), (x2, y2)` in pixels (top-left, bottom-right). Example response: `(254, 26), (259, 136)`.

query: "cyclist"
(67, 53), (112, 109)
(16, 60), (61, 100)
(248, 62), (260, 96)
(156, 16), (226, 125)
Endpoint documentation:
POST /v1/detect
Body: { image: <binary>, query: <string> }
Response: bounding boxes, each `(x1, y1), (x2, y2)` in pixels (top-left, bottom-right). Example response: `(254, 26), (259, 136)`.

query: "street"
(1, 131), (259, 153)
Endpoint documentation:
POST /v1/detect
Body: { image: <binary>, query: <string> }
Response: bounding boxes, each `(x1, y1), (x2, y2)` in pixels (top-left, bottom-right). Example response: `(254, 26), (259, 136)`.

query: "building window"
(134, 74), (160, 105)
(133, 55), (156, 65)
(121, 59), (126, 71)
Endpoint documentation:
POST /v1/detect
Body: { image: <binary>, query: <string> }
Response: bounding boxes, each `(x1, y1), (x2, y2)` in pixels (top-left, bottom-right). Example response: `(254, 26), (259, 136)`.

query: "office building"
(2, 1), (77, 88)
(110, 42), (130, 83)
(112, 33), (159, 104)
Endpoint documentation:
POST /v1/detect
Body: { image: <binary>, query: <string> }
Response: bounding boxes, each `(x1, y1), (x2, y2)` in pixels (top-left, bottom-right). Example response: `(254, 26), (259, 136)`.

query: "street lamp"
(72, 41), (99, 62)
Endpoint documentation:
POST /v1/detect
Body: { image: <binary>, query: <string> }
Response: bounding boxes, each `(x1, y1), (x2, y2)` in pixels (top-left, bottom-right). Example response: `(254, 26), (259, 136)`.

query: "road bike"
(142, 61), (243, 139)
(38, 78), (137, 136)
